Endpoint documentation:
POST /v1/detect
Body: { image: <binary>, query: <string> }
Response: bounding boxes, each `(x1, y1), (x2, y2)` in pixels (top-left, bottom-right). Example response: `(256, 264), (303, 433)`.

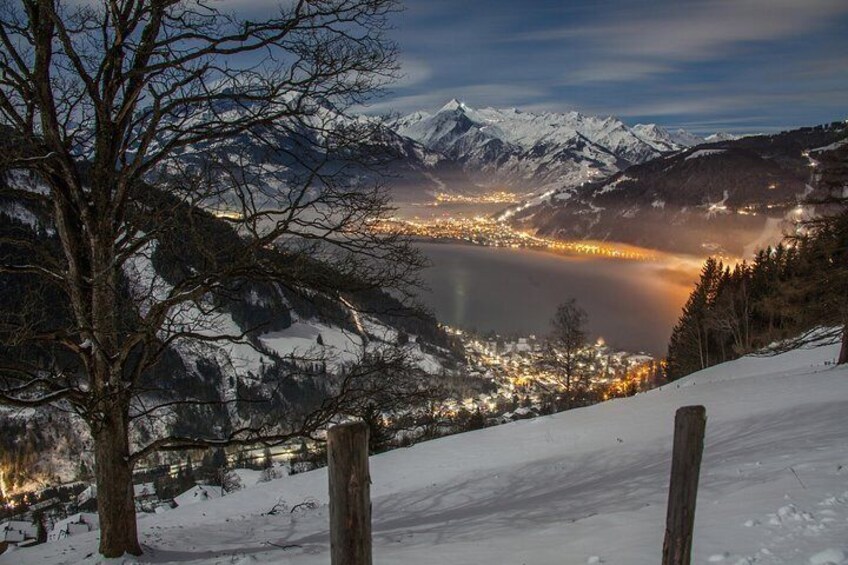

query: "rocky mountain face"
(146, 98), (708, 204)
(385, 99), (702, 196)
(507, 122), (848, 256)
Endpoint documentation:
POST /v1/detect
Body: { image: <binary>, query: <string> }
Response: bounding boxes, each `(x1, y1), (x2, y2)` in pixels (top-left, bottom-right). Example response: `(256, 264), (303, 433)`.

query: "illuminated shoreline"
(372, 216), (660, 261)
(433, 191), (524, 205)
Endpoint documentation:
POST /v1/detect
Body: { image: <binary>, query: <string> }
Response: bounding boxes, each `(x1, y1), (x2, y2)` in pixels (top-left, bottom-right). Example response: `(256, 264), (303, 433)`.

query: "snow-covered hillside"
(7, 340), (848, 564)
(510, 121), (848, 255)
(633, 123), (705, 149)
(0, 167), (459, 488)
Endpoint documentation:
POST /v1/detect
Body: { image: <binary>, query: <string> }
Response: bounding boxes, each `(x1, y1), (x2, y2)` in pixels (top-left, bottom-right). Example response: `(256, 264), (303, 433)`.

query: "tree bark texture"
(94, 400), (142, 557)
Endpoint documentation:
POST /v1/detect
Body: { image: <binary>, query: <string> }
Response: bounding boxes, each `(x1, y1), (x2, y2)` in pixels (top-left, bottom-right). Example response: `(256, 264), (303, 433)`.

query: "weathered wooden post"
(328, 421), (372, 565)
(662, 405), (706, 565)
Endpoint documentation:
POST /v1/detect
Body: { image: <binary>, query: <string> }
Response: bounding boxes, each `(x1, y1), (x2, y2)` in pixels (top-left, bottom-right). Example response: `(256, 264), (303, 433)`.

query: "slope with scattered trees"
(667, 142), (848, 378)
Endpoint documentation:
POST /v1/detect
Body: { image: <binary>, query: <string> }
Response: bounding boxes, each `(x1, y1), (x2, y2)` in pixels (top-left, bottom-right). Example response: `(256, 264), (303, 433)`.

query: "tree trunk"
(83, 232), (141, 557)
(94, 406), (142, 557)
(839, 325), (848, 365)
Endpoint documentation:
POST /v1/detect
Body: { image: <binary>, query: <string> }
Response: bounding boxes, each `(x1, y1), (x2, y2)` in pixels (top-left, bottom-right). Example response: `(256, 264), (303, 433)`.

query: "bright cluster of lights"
(208, 208), (244, 220)
(371, 217), (656, 261)
(441, 324), (658, 413)
(434, 191), (523, 205)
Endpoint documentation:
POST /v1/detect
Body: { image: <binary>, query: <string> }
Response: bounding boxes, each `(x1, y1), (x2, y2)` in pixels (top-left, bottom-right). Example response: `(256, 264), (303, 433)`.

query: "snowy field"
(5, 342), (848, 565)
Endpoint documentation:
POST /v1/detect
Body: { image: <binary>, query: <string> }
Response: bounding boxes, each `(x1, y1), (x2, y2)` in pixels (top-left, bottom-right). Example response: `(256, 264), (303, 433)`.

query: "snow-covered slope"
(510, 121), (848, 255)
(633, 123), (704, 149)
(706, 132), (744, 143)
(9, 340), (848, 564)
(0, 167), (459, 488)
(388, 100), (695, 193)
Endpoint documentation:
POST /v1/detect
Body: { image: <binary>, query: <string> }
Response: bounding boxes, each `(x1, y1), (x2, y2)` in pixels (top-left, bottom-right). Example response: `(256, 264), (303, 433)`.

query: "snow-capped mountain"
(632, 123), (704, 149)
(137, 97), (716, 203)
(705, 132), (744, 143)
(386, 99), (699, 194)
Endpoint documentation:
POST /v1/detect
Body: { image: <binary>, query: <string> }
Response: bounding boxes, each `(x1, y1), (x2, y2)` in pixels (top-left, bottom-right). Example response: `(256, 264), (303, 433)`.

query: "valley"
(1, 1), (846, 562)
(379, 195), (702, 354)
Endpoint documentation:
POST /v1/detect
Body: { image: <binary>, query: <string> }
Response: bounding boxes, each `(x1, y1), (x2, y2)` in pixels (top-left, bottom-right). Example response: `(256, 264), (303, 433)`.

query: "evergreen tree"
(669, 201), (848, 379)
(667, 258), (723, 379)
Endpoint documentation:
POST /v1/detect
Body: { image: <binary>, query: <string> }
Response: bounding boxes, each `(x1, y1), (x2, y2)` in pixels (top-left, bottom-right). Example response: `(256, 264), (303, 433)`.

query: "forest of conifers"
(667, 208), (848, 379)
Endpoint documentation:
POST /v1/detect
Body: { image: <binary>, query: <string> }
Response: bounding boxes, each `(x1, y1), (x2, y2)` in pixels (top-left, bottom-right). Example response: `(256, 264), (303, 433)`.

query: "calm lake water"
(416, 242), (699, 355)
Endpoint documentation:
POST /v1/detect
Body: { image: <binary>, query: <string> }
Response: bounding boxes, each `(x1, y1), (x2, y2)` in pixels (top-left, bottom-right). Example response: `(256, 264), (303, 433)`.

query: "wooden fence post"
(328, 421), (372, 565)
(662, 405), (707, 565)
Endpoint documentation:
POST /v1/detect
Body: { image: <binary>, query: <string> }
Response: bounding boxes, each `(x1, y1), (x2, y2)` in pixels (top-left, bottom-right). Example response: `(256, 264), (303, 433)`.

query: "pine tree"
(667, 258), (723, 379)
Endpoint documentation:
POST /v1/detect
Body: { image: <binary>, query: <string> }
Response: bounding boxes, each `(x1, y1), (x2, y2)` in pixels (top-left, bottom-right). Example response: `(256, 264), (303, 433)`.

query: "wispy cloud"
(606, 89), (848, 118)
(563, 61), (675, 84)
(522, 0), (848, 62)
(372, 0), (847, 132)
(393, 58), (434, 89)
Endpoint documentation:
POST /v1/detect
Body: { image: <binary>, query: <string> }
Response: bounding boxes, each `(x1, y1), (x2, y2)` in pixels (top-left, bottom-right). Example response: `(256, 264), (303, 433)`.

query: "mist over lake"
(417, 242), (698, 355)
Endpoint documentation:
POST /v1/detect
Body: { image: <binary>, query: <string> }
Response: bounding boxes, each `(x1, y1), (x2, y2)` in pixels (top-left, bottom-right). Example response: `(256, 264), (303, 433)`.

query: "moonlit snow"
(5, 341), (847, 564)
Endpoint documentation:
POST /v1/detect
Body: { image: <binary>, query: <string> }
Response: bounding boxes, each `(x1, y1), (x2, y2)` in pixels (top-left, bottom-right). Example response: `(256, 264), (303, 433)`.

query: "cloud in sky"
(375, 0), (848, 133)
(523, 0), (848, 61)
(562, 61), (675, 85)
(393, 58), (435, 89)
(115, 0), (845, 133)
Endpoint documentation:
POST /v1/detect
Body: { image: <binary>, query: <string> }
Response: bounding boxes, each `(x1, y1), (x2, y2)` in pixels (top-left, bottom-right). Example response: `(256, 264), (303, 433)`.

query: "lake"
(416, 242), (700, 355)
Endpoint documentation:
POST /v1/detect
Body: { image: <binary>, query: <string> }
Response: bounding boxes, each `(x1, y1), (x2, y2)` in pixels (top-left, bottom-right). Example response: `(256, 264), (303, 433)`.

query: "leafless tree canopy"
(0, 0), (422, 556)
(536, 299), (590, 402)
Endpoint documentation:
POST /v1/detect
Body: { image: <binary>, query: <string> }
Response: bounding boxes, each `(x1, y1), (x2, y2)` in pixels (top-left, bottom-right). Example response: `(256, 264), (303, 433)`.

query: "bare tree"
(538, 299), (590, 405)
(0, 0), (420, 557)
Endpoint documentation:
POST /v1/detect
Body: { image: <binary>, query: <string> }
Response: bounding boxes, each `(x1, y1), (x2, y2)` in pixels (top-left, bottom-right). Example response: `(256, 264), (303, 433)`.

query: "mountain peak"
(440, 98), (468, 113)
(705, 132), (743, 143)
(388, 101), (704, 190)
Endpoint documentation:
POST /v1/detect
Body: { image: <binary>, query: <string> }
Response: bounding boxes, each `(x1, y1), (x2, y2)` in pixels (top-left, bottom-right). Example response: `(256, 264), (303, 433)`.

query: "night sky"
(366, 0), (848, 134)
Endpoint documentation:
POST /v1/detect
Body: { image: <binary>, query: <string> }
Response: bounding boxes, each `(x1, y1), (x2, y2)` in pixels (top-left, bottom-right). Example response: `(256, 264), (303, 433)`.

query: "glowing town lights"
(208, 209), (244, 220)
(454, 326), (656, 416)
(370, 217), (657, 261)
(369, 216), (654, 261)
(434, 191), (523, 205)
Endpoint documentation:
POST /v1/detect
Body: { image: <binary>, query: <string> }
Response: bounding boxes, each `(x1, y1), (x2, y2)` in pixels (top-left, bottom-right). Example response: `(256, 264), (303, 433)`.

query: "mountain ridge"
(506, 122), (848, 255)
(385, 100), (703, 193)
